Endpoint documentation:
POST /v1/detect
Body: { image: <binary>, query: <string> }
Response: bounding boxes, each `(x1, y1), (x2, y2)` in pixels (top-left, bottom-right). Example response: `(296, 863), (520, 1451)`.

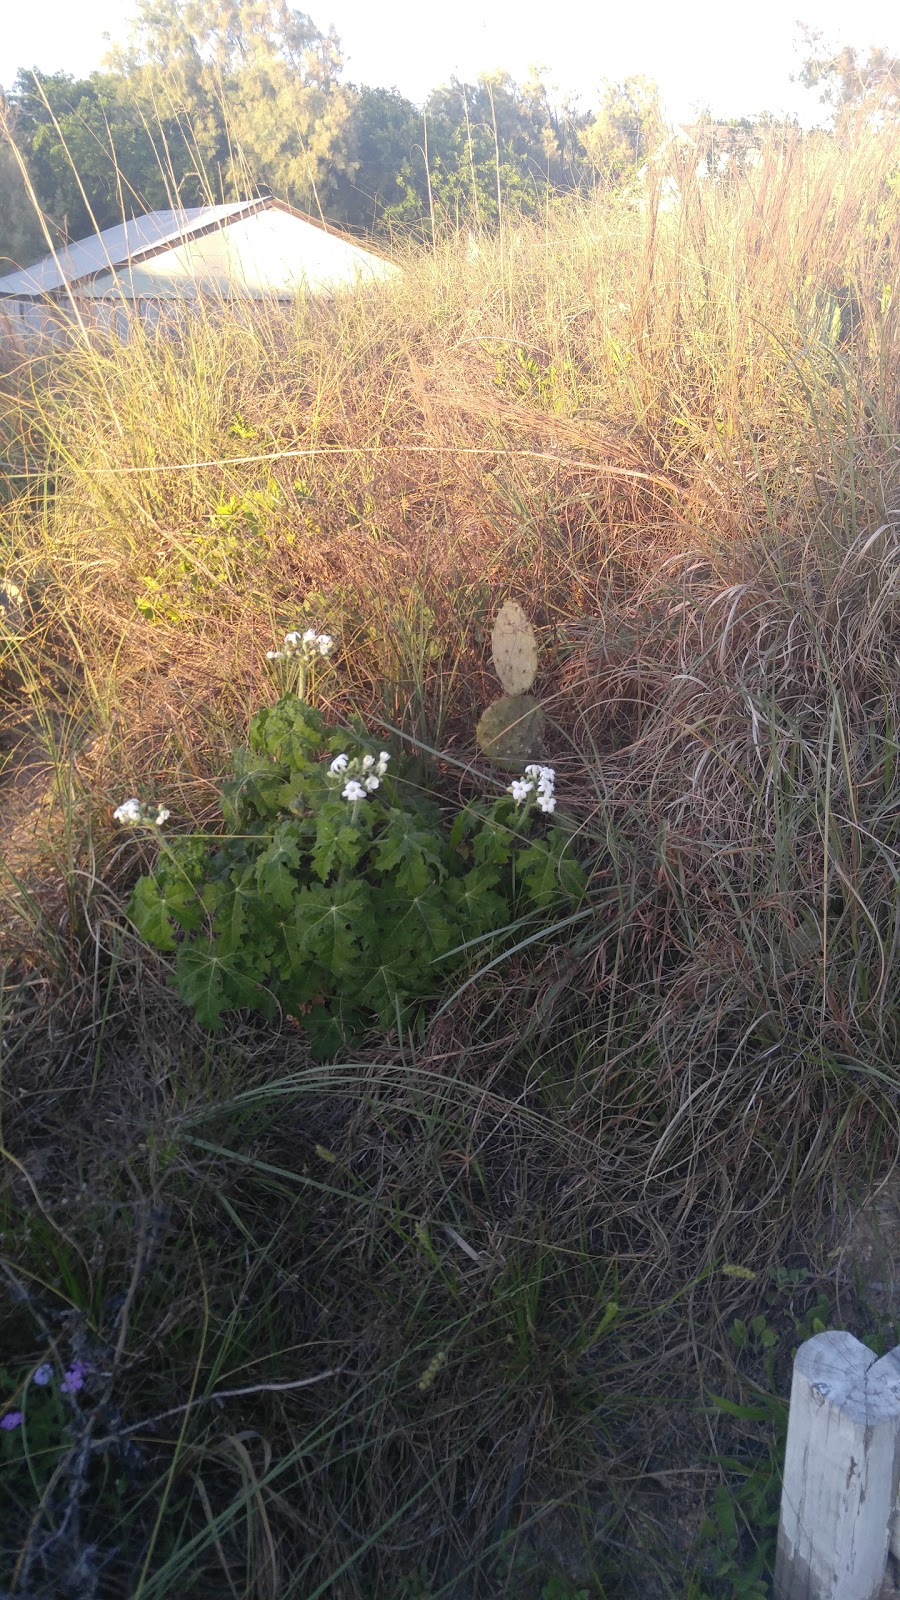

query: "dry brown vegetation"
(1, 123), (900, 1598)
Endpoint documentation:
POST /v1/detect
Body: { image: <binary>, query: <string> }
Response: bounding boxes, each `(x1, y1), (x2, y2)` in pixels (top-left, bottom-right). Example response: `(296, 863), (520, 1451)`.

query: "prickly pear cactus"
(476, 695), (545, 766)
(492, 601), (538, 695)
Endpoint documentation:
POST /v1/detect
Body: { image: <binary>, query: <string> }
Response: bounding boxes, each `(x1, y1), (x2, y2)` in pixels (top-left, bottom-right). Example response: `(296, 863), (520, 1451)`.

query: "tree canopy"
(0, 0), (676, 269)
(796, 27), (900, 121)
(6, 2), (876, 272)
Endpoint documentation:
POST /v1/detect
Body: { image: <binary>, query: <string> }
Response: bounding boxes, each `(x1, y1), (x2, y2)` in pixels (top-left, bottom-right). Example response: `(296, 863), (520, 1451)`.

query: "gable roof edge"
(0, 196), (396, 301)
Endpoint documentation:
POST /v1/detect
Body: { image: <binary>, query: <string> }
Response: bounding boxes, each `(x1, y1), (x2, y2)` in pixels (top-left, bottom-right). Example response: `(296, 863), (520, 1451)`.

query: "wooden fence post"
(774, 1329), (900, 1600)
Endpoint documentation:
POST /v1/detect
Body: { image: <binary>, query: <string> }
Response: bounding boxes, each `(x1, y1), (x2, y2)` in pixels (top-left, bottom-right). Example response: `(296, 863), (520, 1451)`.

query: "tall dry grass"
(1, 121), (900, 1597)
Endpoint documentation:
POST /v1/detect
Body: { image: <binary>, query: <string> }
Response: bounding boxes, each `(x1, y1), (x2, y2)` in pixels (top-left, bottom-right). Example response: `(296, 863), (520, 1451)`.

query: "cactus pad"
(476, 695), (545, 765)
(492, 601), (538, 695)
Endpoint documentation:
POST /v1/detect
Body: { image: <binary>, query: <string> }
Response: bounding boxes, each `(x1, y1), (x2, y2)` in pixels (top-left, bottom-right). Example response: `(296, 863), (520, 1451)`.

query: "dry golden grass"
(1, 121), (900, 1598)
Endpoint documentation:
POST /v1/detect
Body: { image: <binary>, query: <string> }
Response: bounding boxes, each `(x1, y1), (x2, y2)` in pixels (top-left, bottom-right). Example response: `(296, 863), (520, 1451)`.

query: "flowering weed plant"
(129, 695), (584, 1057)
(0, 1359), (92, 1490)
(266, 628), (334, 700)
(114, 798), (171, 827)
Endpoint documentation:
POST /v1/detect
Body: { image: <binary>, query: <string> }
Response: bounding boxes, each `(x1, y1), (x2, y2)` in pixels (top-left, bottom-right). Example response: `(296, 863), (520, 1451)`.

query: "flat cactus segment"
(476, 695), (545, 765)
(492, 601), (538, 695)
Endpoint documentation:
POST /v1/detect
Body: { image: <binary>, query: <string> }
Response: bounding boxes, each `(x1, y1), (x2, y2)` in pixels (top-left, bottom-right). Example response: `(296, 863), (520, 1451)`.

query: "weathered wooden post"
(775, 1330), (900, 1600)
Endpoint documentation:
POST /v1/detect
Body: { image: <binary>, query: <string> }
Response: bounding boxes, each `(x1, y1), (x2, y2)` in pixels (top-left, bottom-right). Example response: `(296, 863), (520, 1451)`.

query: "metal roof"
(0, 200), (267, 297)
(0, 197), (392, 300)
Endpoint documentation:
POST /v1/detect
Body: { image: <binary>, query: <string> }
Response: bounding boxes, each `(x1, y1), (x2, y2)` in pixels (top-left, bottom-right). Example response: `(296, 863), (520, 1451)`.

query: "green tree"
(412, 70), (591, 231)
(110, 0), (355, 208)
(7, 70), (204, 250)
(432, 73), (548, 223)
(796, 27), (900, 120)
(578, 77), (663, 186)
(0, 21), (664, 264)
(0, 96), (48, 269)
(324, 85), (429, 233)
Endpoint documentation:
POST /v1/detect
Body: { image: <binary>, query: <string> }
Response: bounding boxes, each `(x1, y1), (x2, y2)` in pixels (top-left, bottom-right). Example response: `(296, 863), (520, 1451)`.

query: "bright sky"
(1, 0), (898, 124)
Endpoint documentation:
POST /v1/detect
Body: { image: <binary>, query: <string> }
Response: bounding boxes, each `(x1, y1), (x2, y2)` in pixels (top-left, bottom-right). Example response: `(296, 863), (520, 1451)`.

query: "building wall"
(0, 210), (399, 345)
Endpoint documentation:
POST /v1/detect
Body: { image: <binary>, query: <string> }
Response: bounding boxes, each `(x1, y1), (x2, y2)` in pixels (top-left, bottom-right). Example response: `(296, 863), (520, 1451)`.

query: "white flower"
(377, 751), (390, 774)
(114, 797), (169, 826)
(329, 753), (350, 774)
(362, 754), (375, 770)
(364, 775), (380, 792)
(509, 764), (556, 813)
(525, 764), (555, 805)
(270, 628), (333, 663)
(342, 779), (367, 803)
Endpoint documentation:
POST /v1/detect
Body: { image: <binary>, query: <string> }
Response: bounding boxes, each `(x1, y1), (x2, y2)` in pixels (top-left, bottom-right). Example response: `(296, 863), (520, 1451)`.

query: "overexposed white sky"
(1, 0), (898, 124)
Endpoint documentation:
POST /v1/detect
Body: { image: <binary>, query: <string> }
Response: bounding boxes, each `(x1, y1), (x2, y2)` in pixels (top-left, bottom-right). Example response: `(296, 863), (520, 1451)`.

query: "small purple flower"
(60, 1362), (86, 1395)
(1, 1411), (23, 1431)
(32, 1364), (53, 1387)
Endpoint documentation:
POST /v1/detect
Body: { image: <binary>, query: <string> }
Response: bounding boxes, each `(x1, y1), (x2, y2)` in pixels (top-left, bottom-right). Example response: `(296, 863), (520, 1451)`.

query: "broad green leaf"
(516, 842), (574, 908)
(275, 770), (329, 820)
(221, 759), (287, 824)
(312, 800), (371, 881)
(167, 834), (218, 885)
(289, 880), (369, 979)
(276, 956), (327, 1006)
(203, 876), (248, 955)
(374, 810), (446, 895)
(357, 956), (422, 1024)
(449, 804), (477, 851)
(129, 874), (177, 951)
(173, 942), (227, 1029)
(303, 1005), (350, 1060)
(267, 905), (315, 990)
(175, 941), (274, 1029)
(130, 864), (205, 945)
(447, 868), (508, 932)
(473, 815), (516, 869)
(255, 821), (303, 909)
(250, 695), (326, 768)
(205, 877), (277, 970)
(380, 888), (456, 959)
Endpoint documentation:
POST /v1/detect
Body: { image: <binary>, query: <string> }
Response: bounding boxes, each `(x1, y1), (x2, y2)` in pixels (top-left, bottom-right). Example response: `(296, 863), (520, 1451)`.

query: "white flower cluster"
(113, 798), (171, 827)
(507, 764), (556, 814)
(329, 749), (390, 803)
(267, 628), (333, 662)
